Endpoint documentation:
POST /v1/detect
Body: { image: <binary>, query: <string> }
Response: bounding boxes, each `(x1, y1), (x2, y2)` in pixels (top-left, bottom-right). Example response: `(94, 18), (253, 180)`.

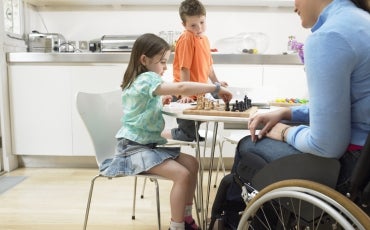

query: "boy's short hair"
(179, 0), (206, 23)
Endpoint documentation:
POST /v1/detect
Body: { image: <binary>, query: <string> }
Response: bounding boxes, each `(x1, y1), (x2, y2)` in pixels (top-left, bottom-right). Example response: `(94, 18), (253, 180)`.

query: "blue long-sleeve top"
(286, 0), (370, 158)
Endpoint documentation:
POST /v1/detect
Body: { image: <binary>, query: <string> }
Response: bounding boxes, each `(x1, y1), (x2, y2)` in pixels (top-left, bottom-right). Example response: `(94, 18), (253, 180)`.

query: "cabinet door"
(262, 65), (307, 100)
(9, 65), (72, 155)
(9, 64), (126, 156)
(214, 64), (267, 102)
(71, 64), (127, 156)
(213, 64), (263, 88)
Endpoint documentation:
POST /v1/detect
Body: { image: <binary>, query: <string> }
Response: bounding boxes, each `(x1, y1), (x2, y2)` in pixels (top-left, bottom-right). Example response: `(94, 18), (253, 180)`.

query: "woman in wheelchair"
(229, 0), (370, 229)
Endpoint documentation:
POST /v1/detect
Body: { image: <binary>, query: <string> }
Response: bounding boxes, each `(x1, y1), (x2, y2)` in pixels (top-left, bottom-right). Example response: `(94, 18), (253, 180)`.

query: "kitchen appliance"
(100, 35), (139, 52)
(89, 39), (101, 52)
(28, 31), (66, 52)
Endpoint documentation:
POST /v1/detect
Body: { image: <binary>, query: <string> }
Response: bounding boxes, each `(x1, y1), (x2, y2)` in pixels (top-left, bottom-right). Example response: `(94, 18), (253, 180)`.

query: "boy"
(170, 0), (228, 142)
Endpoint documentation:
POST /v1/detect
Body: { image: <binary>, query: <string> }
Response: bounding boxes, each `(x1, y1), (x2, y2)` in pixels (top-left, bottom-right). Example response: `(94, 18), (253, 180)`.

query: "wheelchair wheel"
(237, 179), (370, 230)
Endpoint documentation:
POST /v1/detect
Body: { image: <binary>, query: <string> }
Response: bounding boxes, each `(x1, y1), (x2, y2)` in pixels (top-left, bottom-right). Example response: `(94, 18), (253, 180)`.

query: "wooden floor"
(0, 168), (225, 230)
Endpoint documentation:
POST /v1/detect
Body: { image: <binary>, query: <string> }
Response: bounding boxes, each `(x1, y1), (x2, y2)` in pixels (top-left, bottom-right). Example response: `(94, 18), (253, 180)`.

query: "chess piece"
(225, 101), (230, 111)
(232, 104), (236, 112)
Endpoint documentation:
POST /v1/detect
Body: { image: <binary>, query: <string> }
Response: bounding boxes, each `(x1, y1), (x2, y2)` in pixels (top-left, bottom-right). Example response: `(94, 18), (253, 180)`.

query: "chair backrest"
(76, 89), (122, 165)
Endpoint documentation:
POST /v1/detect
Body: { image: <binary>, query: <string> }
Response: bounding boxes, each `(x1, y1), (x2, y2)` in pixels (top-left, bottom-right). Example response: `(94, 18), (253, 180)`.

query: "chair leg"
(83, 174), (102, 230)
(214, 141), (226, 188)
(141, 177), (147, 199)
(219, 142), (226, 176)
(151, 178), (162, 230)
(132, 176), (138, 220)
(193, 194), (201, 228)
(214, 156), (222, 188)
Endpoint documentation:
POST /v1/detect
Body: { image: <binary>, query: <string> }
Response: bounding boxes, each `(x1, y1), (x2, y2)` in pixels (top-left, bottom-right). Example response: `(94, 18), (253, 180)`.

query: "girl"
(100, 33), (232, 230)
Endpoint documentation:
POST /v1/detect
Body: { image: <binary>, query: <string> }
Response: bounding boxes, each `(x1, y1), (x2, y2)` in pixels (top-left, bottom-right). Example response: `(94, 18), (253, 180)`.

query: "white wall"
(24, 4), (311, 54)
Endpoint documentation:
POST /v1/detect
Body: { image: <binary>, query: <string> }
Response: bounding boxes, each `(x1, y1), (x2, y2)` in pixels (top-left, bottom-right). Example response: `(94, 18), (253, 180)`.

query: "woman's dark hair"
(351, 0), (370, 12)
(120, 33), (170, 90)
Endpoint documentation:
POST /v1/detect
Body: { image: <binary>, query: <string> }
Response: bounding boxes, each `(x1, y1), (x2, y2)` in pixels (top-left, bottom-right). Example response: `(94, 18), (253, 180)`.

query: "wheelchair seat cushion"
(251, 153), (340, 190)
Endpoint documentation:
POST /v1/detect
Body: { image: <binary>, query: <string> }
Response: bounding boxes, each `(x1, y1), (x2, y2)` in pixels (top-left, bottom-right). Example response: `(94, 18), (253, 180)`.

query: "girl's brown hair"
(120, 33), (171, 90)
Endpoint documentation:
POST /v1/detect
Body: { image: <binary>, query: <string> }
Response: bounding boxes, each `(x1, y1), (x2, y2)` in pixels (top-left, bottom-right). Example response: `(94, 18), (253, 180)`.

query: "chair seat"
(100, 172), (168, 181)
(165, 130), (221, 147)
(223, 130), (260, 144)
(223, 130), (250, 144)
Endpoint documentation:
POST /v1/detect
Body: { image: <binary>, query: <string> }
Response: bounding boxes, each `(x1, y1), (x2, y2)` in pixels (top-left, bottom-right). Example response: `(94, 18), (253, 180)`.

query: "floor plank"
(0, 168), (225, 230)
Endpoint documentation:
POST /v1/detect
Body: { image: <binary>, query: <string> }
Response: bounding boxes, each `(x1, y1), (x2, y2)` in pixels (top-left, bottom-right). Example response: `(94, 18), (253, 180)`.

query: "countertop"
(6, 52), (303, 65)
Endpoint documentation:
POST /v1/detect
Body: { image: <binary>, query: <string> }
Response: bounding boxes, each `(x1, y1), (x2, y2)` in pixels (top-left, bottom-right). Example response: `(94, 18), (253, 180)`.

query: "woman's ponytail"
(351, 0), (370, 13)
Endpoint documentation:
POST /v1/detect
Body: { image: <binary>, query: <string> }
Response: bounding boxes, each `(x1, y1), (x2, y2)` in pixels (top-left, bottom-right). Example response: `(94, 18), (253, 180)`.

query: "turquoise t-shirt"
(115, 72), (167, 145)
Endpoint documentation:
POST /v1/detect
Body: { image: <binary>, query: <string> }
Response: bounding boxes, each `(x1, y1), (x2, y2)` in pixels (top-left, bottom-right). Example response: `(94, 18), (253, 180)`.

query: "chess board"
(183, 106), (258, 117)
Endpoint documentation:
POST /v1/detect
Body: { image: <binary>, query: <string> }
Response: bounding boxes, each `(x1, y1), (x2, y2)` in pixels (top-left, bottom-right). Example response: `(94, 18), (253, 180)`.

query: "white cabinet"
(9, 65), (72, 155)
(263, 65), (308, 100)
(164, 64), (264, 88)
(213, 64), (263, 88)
(213, 64), (307, 103)
(9, 64), (126, 155)
(9, 63), (306, 156)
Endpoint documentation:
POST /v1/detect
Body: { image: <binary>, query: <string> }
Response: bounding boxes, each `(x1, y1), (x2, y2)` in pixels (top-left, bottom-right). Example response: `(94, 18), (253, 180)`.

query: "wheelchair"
(235, 133), (370, 230)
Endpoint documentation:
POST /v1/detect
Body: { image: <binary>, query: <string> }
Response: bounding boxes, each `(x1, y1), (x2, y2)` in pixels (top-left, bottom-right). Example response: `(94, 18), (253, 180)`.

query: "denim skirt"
(99, 138), (181, 177)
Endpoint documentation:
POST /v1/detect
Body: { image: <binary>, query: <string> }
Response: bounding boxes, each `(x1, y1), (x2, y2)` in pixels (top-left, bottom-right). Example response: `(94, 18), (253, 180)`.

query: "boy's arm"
(208, 66), (228, 87)
(178, 67), (194, 103)
(180, 68), (190, 82)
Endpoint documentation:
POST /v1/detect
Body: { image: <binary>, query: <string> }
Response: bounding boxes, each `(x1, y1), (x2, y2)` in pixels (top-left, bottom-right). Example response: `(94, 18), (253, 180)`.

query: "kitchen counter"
(6, 52), (303, 65)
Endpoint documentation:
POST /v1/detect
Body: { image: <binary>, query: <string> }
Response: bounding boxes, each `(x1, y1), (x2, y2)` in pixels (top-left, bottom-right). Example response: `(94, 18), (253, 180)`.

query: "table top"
(162, 102), (252, 123)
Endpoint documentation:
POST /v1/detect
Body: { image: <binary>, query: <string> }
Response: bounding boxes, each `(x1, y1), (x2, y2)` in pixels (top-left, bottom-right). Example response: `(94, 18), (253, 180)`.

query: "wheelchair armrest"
(251, 153), (340, 190)
(362, 181), (370, 207)
(350, 134), (370, 200)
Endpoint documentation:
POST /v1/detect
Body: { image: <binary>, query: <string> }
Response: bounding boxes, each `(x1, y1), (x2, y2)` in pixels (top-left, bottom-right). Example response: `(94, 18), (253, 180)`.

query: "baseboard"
(17, 155), (234, 170)
(18, 155), (98, 168)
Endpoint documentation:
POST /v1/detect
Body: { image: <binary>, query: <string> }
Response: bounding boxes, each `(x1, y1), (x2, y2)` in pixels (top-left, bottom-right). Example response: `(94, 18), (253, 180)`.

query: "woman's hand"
(248, 107), (291, 142)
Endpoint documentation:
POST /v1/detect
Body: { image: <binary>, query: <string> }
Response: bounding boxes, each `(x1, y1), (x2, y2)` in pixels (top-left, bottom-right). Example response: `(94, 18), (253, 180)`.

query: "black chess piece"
(243, 95), (252, 109)
(232, 103), (236, 111)
(235, 100), (240, 111)
(247, 99), (252, 108)
(239, 101), (245, 112)
(225, 101), (230, 111)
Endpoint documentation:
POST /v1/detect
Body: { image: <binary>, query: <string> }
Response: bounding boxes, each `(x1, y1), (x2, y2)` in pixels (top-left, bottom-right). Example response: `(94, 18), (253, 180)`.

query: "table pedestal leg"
(194, 121), (204, 229)
(194, 121), (220, 230)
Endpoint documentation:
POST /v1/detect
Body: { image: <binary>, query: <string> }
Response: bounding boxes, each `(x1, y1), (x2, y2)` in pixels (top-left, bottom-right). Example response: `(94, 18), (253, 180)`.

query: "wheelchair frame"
(236, 134), (370, 229)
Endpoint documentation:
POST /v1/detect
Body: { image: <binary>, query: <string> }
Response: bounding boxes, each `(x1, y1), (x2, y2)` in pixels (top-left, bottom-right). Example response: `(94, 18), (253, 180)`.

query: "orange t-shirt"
(173, 30), (213, 84)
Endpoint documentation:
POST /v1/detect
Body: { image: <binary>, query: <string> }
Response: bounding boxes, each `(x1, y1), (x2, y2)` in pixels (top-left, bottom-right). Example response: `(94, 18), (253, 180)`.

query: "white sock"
(170, 220), (185, 230)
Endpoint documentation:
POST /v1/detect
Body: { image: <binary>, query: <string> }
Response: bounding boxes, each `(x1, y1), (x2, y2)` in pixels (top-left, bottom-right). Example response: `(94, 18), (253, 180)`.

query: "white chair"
(76, 89), (167, 230)
(211, 129), (247, 187)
